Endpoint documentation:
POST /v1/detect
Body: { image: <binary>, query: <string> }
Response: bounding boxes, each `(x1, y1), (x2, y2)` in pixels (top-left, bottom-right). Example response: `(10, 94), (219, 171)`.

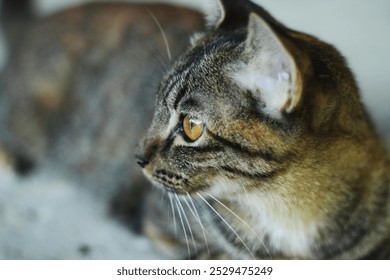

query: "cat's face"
(137, 0), (390, 260)
(137, 37), (243, 195)
(136, 0), (364, 198)
(136, 0), (303, 197)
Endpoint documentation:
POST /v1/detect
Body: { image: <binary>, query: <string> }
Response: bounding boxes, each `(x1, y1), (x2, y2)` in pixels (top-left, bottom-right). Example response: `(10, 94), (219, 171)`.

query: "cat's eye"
(182, 115), (204, 142)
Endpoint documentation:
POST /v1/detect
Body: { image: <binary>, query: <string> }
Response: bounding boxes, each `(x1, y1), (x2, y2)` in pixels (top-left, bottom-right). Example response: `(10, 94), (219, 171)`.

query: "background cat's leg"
(109, 176), (150, 234)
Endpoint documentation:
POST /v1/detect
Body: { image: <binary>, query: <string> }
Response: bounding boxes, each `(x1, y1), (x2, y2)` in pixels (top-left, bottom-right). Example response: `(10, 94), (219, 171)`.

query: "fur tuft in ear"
(231, 13), (302, 118)
(190, 32), (206, 46)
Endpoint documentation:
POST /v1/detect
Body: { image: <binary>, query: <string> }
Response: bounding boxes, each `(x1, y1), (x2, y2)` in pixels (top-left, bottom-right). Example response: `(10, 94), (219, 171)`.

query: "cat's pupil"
(182, 115), (204, 142)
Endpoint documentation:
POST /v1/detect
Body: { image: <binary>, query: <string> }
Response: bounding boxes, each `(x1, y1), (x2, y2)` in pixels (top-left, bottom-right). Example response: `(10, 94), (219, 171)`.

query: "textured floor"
(0, 165), (164, 259)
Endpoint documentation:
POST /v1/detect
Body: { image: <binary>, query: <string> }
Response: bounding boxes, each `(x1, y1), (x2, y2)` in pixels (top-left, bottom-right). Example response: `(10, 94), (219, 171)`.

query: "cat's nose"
(135, 155), (149, 168)
(135, 137), (160, 168)
(134, 142), (150, 168)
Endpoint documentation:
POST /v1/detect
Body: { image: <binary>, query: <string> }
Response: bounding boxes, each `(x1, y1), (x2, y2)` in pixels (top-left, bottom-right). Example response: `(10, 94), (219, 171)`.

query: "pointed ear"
(204, 0), (225, 28)
(232, 14), (303, 117)
(206, 0), (250, 29)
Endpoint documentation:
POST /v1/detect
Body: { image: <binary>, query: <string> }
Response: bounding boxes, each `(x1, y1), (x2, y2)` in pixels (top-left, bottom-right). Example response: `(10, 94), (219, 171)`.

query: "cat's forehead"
(158, 31), (246, 111)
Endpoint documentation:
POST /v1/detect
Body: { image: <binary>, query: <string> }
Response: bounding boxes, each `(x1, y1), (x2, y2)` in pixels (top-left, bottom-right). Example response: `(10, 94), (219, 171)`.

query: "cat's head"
(136, 0), (367, 197)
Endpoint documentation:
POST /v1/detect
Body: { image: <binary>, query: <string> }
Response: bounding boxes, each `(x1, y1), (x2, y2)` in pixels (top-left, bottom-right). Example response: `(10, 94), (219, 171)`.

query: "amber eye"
(182, 115), (204, 142)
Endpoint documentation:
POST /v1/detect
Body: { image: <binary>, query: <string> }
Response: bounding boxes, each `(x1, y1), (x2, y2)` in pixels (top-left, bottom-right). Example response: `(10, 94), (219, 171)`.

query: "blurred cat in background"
(0, 0), (203, 228)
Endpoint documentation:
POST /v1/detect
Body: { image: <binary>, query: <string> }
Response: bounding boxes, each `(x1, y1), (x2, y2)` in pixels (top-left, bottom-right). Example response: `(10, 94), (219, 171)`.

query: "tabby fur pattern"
(136, 0), (390, 259)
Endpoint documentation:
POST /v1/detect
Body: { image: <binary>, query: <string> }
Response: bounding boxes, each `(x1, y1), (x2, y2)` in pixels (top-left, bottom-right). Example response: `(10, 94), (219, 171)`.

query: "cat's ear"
(233, 14), (303, 117)
(206, 0), (249, 29)
(204, 0), (225, 28)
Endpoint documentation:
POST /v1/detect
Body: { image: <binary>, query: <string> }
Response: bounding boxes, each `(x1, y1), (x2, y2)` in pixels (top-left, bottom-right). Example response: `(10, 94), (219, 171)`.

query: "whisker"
(160, 190), (166, 204)
(242, 185), (255, 218)
(168, 193), (177, 235)
(196, 192), (256, 259)
(174, 196), (191, 259)
(184, 192), (211, 257)
(175, 193), (198, 258)
(206, 193), (272, 259)
(146, 8), (172, 61)
(130, 31), (168, 70)
(120, 21), (171, 73)
(160, 191), (171, 229)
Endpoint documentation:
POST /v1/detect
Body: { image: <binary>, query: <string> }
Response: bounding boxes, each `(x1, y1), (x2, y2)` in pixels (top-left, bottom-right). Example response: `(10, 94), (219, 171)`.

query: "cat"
(0, 0), (203, 232)
(136, 0), (390, 259)
(2, 0), (389, 260)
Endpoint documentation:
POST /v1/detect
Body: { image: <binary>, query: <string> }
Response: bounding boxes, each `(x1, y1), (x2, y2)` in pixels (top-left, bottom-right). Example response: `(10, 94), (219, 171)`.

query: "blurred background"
(0, 0), (389, 259)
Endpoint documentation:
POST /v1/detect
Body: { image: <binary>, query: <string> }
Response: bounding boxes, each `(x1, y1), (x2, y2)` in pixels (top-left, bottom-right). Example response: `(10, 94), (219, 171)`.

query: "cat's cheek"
(207, 177), (245, 198)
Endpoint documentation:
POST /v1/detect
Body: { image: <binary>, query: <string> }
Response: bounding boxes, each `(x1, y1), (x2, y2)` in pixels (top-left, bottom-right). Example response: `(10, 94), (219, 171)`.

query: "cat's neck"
(209, 144), (390, 259)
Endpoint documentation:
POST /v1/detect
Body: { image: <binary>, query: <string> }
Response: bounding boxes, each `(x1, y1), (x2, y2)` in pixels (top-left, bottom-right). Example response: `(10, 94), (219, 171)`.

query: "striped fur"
(137, 0), (390, 259)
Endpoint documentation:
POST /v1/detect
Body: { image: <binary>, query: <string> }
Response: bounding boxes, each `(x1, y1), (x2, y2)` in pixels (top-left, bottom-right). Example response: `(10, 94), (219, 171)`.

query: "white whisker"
(243, 185), (255, 216)
(185, 193), (211, 257)
(146, 8), (172, 61)
(174, 196), (191, 259)
(207, 193), (272, 259)
(196, 192), (256, 259)
(168, 193), (177, 235)
(175, 193), (198, 257)
(160, 190), (165, 204)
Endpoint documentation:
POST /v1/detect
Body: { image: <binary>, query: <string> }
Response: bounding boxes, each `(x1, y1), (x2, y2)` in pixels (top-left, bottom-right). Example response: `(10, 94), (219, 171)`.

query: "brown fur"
(136, 0), (390, 259)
